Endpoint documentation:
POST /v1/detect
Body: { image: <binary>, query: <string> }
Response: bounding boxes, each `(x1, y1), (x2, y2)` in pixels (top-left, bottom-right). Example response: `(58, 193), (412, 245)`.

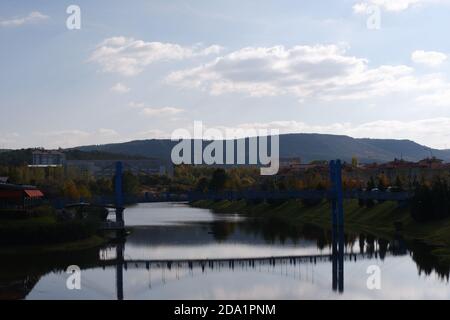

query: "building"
(65, 159), (173, 178)
(0, 183), (44, 208)
(278, 157), (329, 175)
(417, 157), (445, 169)
(279, 157), (302, 169)
(30, 149), (66, 167)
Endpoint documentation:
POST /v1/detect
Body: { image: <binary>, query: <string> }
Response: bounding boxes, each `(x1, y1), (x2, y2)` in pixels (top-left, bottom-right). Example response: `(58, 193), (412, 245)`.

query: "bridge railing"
(51, 189), (411, 209)
(186, 190), (412, 202)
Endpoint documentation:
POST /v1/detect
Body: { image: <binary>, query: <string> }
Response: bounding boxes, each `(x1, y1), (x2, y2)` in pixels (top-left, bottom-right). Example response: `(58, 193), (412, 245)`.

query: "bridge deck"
(187, 190), (412, 202)
(99, 251), (386, 268)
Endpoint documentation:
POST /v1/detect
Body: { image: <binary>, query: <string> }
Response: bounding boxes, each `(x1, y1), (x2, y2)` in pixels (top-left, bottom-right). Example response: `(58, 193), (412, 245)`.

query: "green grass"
(193, 199), (450, 262)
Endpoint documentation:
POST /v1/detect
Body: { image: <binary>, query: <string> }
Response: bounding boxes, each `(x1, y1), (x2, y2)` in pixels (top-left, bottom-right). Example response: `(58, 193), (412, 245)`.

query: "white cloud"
(128, 101), (184, 117)
(0, 11), (49, 27)
(352, 0), (447, 13)
(198, 44), (224, 56)
(0, 133), (20, 148)
(97, 128), (119, 137)
(128, 101), (146, 108)
(167, 44), (442, 101)
(134, 129), (169, 139)
(141, 107), (184, 117)
(35, 129), (120, 148)
(411, 50), (447, 67)
(110, 82), (130, 94)
(352, 3), (372, 13)
(416, 87), (450, 105)
(90, 37), (223, 76)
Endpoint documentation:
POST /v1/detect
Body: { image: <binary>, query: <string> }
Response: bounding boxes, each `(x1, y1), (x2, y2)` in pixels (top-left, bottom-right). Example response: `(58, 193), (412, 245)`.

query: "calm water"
(1, 202), (450, 299)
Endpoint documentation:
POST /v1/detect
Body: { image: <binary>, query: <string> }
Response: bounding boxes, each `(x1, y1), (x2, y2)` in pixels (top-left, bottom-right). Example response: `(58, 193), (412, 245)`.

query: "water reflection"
(1, 202), (449, 299)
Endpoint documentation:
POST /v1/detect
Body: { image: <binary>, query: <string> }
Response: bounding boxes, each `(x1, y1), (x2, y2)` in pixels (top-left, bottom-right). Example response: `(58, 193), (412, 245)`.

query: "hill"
(75, 133), (450, 163)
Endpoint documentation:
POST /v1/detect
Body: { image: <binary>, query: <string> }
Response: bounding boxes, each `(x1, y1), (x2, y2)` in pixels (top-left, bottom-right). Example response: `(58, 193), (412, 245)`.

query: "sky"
(2, 0), (450, 149)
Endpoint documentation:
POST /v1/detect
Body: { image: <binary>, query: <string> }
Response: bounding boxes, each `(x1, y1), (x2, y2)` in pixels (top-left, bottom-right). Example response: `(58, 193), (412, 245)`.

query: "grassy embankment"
(0, 206), (108, 254)
(192, 199), (450, 262)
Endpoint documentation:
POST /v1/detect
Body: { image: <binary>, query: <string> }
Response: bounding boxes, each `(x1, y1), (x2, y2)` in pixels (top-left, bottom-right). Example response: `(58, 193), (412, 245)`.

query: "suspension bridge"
(63, 159), (408, 299)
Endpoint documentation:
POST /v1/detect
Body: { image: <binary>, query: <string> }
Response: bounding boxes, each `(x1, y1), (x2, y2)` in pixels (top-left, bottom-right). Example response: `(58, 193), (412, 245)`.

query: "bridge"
(186, 189), (411, 202)
(92, 237), (404, 300)
(100, 251), (390, 269)
(72, 188), (411, 205)
(92, 160), (350, 299)
(64, 159), (407, 299)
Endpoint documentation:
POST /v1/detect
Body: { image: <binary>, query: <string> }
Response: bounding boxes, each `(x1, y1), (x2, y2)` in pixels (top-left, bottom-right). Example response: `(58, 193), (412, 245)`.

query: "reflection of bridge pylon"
(329, 160), (344, 293)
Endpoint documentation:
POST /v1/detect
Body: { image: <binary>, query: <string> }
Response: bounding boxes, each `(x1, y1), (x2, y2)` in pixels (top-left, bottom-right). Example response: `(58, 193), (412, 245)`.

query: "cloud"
(141, 107), (184, 117)
(97, 128), (120, 137)
(110, 82), (130, 94)
(411, 50), (447, 67)
(0, 11), (49, 27)
(134, 129), (169, 139)
(90, 37), (223, 76)
(167, 44), (441, 101)
(352, 0), (447, 13)
(416, 87), (450, 106)
(0, 133), (20, 148)
(35, 129), (119, 148)
(128, 101), (184, 117)
(128, 101), (146, 108)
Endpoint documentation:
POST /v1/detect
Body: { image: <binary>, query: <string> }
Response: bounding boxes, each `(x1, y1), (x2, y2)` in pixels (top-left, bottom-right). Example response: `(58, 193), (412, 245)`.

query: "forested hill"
(2, 133), (449, 166)
(75, 133), (450, 163)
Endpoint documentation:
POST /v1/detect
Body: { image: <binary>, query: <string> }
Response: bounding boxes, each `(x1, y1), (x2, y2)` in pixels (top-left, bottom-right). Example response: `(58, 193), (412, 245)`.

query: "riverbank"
(192, 199), (450, 262)
(0, 205), (109, 253)
(0, 235), (107, 255)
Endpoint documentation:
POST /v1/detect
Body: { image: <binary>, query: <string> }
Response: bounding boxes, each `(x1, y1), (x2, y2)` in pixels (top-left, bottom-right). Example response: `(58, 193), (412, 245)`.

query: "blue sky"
(2, 0), (450, 149)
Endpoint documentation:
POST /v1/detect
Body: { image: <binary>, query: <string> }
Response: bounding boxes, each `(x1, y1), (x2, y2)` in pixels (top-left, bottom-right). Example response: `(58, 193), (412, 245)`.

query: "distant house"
(417, 157), (445, 169)
(0, 176), (9, 184)
(30, 149), (66, 167)
(378, 159), (416, 169)
(0, 183), (44, 209)
(65, 159), (173, 178)
(279, 157), (302, 168)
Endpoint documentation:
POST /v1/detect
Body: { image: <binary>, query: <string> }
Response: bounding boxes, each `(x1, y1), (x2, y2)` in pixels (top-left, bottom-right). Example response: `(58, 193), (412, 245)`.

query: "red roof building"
(0, 183), (44, 208)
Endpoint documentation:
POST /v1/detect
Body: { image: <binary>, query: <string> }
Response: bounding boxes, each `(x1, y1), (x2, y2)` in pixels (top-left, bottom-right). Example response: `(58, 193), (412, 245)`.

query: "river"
(1, 202), (450, 299)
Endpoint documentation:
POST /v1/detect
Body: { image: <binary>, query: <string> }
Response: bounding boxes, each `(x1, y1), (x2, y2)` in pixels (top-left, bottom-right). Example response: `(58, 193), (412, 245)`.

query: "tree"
(365, 176), (376, 207)
(411, 176), (450, 222)
(351, 156), (358, 168)
(121, 171), (140, 195)
(78, 184), (92, 200)
(209, 168), (228, 191)
(63, 180), (80, 200)
(394, 175), (404, 191)
(377, 174), (389, 191)
(367, 176), (376, 190)
(195, 176), (209, 192)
